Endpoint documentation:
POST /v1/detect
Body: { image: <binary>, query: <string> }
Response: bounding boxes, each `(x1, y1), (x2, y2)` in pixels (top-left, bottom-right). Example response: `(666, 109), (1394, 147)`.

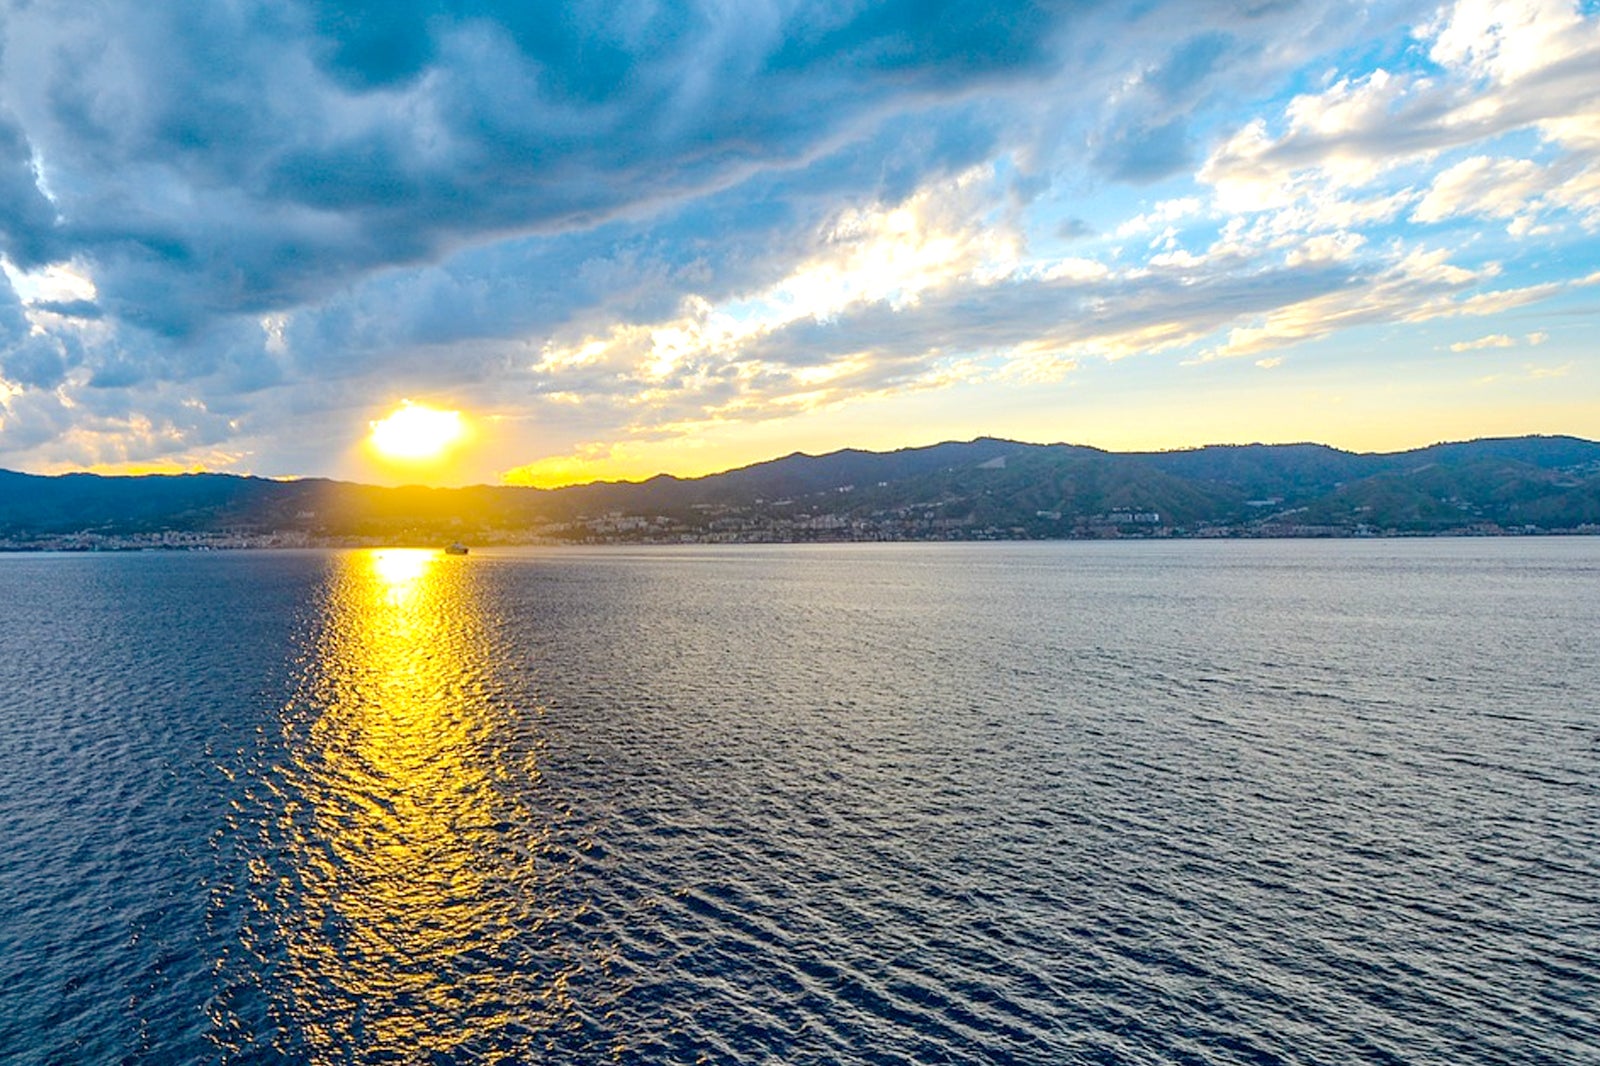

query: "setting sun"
(368, 401), (466, 462)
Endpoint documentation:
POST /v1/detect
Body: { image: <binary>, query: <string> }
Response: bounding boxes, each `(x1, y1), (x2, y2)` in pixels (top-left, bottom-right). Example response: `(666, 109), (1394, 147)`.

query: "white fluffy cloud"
(1200, 0), (1600, 230)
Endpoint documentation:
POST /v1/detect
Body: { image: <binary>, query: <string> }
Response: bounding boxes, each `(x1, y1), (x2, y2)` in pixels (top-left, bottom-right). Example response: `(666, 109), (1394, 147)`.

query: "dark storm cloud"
(0, 110), (61, 269)
(0, 272), (27, 342)
(2, 0), (1078, 338)
(2, 337), (68, 388)
(0, 273), (74, 391)
(54, 310), (281, 394)
(276, 99), (1021, 381)
(0, 332), (71, 391)
(2, 0), (1395, 358)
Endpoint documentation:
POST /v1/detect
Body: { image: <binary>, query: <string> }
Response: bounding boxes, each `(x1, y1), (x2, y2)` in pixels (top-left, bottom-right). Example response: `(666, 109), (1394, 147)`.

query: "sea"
(0, 539), (1595, 1065)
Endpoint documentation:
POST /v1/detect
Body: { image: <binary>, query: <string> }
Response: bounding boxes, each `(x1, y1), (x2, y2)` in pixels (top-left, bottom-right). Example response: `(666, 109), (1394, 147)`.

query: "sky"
(0, 0), (1597, 487)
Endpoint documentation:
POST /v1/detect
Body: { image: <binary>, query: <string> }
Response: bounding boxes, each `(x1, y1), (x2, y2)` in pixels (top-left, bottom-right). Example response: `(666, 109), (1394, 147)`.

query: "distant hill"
(3, 435), (1599, 547)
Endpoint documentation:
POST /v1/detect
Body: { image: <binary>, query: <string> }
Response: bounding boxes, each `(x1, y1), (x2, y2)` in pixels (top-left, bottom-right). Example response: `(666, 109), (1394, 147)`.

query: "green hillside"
(3, 435), (1598, 545)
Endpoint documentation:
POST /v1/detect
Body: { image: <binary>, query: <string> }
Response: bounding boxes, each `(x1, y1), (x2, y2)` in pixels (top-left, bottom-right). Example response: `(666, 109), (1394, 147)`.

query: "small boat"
(444, 541), (469, 555)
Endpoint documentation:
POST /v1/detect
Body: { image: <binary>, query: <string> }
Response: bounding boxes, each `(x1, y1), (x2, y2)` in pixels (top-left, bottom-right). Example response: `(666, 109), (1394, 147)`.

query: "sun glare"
(368, 401), (466, 462)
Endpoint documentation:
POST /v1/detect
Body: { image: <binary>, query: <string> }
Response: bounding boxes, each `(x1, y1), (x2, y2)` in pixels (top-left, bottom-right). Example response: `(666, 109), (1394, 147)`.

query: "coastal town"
(1, 500), (1588, 552)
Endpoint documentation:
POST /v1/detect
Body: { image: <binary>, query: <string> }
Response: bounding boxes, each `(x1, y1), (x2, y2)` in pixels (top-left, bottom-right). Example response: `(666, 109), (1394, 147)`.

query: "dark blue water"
(1, 541), (1596, 1064)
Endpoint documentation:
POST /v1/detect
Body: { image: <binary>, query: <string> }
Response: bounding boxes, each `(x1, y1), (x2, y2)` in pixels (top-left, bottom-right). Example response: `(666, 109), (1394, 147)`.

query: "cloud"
(1, 0), (1596, 479)
(1056, 217), (1095, 241)
(1412, 156), (1546, 226)
(519, 184), (1368, 428)
(1424, 0), (1593, 84)
(1198, 246), (1501, 361)
(1199, 0), (1600, 226)
(0, 271), (28, 344)
(1450, 333), (1516, 351)
(1092, 117), (1193, 183)
(1114, 198), (1204, 239)
(1411, 151), (1600, 236)
(2, 1), (1073, 333)
(32, 299), (102, 320)
(1, 0), (1407, 343)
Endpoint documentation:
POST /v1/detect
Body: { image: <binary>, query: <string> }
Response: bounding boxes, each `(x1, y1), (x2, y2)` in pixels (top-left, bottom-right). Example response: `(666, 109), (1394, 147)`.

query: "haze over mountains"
(3, 436), (1599, 548)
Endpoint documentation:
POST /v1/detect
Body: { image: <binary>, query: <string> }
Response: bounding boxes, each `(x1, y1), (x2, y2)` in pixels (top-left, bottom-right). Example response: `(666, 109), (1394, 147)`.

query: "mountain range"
(3, 435), (1599, 546)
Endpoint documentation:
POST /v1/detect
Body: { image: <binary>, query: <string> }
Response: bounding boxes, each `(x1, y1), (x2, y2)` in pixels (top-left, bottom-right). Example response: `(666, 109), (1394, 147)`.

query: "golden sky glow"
(367, 401), (468, 464)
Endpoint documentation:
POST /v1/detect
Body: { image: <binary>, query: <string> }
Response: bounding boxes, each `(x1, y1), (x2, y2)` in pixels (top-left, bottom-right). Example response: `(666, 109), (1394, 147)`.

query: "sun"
(368, 401), (466, 462)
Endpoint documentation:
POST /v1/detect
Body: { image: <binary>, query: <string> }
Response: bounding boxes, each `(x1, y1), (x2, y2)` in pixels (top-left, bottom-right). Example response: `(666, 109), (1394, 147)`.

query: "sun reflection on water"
(370, 547), (434, 599)
(223, 549), (600, 1062)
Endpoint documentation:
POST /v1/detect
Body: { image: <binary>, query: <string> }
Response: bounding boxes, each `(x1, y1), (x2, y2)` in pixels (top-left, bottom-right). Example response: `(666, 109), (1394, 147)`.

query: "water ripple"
(1, 541), (1597, 1063)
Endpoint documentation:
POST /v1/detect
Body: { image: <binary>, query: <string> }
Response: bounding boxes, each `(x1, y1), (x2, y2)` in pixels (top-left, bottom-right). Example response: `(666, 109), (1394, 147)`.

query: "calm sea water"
(1, 540), (1596, 1065)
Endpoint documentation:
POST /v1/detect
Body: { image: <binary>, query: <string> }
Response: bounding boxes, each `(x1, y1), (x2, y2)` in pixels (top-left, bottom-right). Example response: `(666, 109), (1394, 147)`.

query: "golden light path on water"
(231, 549), (604, 1062)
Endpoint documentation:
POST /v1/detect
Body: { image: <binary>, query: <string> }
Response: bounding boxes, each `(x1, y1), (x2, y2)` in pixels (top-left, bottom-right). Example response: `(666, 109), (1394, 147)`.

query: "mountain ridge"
(3, 434), (1598, 545)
